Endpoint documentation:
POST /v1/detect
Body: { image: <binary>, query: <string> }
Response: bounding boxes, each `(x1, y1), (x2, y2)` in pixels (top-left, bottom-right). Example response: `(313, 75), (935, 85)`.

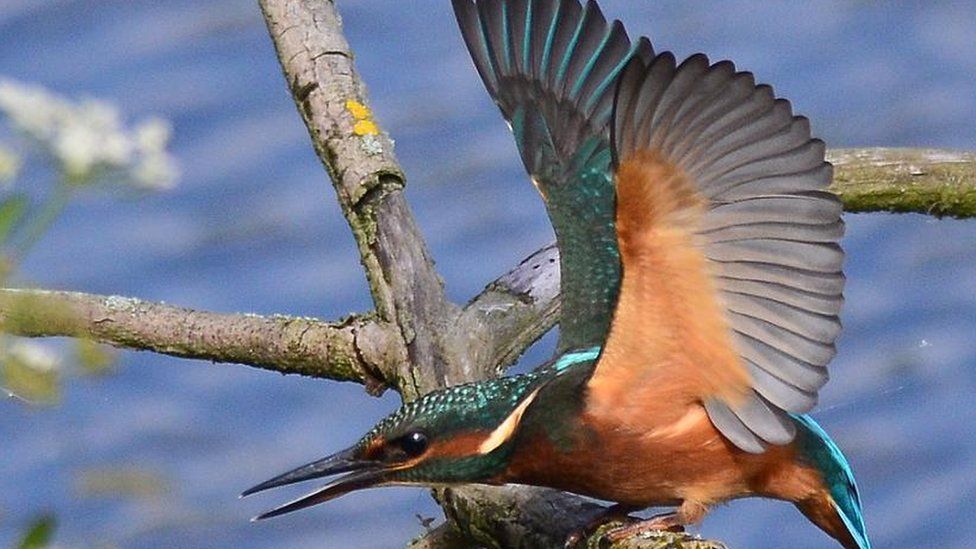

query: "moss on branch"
(830, 148), (976, 217)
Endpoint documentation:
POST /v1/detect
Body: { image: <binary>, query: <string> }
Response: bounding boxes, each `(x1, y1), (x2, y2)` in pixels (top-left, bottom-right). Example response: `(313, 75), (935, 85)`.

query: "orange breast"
(502, 405), (824, 508)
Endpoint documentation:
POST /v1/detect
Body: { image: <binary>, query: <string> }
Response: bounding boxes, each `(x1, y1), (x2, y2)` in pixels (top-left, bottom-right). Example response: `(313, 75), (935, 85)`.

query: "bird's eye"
(398, 430), (429, 457)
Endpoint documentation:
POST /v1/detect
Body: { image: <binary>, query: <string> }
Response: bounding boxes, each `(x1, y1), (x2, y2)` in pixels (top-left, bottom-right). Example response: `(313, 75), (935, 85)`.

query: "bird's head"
(243, 374), (544, 519)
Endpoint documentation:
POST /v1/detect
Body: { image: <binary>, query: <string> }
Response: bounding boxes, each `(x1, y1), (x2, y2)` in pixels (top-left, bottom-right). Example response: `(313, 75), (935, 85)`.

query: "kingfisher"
(244, 1), (869, 547)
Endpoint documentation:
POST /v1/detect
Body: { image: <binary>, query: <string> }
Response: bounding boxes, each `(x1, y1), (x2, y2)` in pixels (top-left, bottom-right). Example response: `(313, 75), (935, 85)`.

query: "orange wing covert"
(591, 151), (750, 408)
(587, 54), (845, 454)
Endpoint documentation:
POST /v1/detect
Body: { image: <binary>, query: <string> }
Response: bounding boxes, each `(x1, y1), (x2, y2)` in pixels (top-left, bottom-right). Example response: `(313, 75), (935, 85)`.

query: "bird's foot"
(602, 511), (685, 544)
(602, 500), (708, 545)
(563, 503), (640, 548)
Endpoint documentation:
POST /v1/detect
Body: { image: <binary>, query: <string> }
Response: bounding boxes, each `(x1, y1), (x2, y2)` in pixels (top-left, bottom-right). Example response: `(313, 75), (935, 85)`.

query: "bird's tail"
(791, 414), (870, 549)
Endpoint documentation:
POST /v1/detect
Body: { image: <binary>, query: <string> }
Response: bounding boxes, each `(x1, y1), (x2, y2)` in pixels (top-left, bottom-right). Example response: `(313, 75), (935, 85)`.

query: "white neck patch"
(477, 387), (541, 455)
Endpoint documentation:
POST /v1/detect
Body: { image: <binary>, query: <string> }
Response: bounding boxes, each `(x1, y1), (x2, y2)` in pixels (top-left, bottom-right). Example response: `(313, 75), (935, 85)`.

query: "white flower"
(0, 79), (67, 141)
(132, 150), (179, 190)
(50, 99), (134, 179)
(135, 117), (171, 152)
(132, 117), (179, 190)
(0, 77), (178, 189)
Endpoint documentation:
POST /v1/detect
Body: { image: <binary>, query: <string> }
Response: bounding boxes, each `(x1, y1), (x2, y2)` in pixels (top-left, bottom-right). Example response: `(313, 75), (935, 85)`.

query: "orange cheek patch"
(425, 432), (491, 459)
(364, 432), (493, 465)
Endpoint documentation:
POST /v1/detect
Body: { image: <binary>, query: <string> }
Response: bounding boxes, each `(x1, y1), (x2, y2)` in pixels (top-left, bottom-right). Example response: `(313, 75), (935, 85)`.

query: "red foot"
(604, 511), (686, 544)
(563, 504), (640, 548)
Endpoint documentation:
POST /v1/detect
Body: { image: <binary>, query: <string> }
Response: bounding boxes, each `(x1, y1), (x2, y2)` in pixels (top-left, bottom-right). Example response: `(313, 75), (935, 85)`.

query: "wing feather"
(459, 2), (845, 453)
(747, 360), (818, 412)
(453, 0), (652, 351)
(588, 53), (843, 453)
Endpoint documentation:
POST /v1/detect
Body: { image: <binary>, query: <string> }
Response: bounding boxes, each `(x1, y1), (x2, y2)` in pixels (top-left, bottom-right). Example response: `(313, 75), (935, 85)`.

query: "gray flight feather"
(612, 49), (844, 453)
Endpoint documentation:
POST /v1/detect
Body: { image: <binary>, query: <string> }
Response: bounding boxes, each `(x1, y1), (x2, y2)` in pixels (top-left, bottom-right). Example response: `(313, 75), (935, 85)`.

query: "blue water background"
(1, 1), (974, 547)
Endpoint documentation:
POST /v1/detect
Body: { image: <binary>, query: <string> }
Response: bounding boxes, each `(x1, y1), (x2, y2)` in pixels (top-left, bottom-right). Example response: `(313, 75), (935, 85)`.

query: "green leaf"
(17, 514), (56, 549)
(0, 193), (28, 244)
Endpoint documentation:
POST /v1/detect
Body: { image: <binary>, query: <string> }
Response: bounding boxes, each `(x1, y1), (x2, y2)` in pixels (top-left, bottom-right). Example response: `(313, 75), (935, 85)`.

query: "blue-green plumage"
(361, 348), (602, 482)
(363, 348), (599, 441)
(792, 414), (871, 549)
(456, 0), (651, 352)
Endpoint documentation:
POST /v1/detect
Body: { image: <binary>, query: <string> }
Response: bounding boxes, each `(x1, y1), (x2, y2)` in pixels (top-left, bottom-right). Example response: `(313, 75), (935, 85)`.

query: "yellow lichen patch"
(345, 99), (379, 136)
(353, 119), (379, 136)
(345, 99), (372, 120)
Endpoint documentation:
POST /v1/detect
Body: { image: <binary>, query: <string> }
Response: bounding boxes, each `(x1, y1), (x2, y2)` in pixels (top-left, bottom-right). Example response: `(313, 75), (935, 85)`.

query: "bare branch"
(454, 244), (561, 379)
(435, 485), (605, 548)
(259, 0), (457, 398)
(0, 288), (401, 390)
(830, 148), (976, 218)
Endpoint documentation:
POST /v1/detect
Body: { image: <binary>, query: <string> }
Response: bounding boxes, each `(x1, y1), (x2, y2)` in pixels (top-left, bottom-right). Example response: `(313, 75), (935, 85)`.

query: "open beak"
(241, 446), (387, 520)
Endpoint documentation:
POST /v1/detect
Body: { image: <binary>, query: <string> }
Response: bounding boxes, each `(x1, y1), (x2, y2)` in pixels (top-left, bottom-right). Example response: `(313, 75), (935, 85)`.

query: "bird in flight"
(244, 1), (869, 547)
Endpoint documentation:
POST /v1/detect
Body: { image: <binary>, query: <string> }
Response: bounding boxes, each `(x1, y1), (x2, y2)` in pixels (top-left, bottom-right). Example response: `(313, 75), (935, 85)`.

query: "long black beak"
(242, 446), (387, 520)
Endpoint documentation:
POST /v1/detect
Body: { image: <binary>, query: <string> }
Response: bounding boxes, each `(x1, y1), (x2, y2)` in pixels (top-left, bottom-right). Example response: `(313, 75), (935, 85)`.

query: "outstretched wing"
(587, 55), (844, 453)
(453, 0), (652, 351)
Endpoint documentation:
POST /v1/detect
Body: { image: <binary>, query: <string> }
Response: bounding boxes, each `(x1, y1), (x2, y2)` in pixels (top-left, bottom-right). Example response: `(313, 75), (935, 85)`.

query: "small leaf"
(17, 514), (56, 549)
(0, 193), (28, 244)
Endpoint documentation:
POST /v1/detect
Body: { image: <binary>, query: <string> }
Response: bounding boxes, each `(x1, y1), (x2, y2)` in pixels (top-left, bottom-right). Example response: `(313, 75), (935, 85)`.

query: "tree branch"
(0, 288), (401, 391)
(259, 0), (457, 398)
(830, 148), (976, 217)
(435, 486), (726, 549)
(454, 243), (561, 380)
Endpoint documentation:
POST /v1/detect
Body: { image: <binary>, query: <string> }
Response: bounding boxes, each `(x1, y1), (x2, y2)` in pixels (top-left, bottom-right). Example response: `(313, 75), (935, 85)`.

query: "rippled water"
(1, 1), (974, 547)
